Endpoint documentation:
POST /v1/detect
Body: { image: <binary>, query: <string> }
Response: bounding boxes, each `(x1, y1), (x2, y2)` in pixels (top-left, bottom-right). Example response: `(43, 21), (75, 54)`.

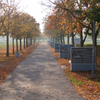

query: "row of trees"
(0, 0), (40, 57)
(43, 0), (100, 47)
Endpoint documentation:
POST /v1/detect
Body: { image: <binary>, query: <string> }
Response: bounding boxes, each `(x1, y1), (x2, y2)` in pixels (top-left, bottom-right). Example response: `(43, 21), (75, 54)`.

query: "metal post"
(92, 21), (95, 78)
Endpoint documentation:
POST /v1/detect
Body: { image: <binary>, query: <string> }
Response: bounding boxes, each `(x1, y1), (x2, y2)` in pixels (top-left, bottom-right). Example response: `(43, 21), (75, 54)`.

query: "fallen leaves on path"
(0, 43), (40, 84)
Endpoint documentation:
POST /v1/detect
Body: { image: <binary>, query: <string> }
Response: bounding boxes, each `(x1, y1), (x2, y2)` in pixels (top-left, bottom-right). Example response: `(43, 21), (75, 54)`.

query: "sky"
(18, 0), (53, 33)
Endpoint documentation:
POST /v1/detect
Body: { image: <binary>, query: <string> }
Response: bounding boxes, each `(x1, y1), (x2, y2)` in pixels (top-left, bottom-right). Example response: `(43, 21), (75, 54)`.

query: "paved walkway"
(0, 42), (85, 100)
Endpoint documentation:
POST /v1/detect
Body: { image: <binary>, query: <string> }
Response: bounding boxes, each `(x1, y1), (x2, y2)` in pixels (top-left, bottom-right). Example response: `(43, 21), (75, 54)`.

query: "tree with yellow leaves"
(0, 0), (40, 56)
(10, 12), (40, 53)
(0, 0), (18, 56)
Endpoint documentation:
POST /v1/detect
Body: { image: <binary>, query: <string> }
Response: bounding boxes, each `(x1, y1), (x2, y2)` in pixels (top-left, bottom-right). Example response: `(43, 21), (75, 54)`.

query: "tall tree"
(0, 0), (18, 56)
(43, 0), (100, 47)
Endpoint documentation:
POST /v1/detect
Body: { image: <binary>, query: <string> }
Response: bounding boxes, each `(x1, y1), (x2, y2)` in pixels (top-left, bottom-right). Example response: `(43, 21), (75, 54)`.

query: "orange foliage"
(75, 22), (83, 34)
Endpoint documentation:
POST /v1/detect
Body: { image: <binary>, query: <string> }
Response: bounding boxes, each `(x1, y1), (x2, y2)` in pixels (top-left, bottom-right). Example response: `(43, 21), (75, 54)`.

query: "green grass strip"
(65, 73), (85, 87)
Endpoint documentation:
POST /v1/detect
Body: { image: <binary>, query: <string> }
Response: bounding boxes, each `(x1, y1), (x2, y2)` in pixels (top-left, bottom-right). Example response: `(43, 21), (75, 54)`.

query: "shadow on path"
(0, 42), (85, 100)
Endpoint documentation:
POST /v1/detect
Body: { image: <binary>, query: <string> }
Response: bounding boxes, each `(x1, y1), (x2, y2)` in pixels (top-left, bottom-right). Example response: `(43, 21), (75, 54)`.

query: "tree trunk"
(20, 38), (22, 51)
(28, 38), (29, 46)
(58, 38), (60, 42)
(6, 10), (9, 57)
(30, 39), (31, 46)
(6, 31), (9, 57)
(33, 38), (34, 44)
(80, 28), (83, 47)
(26, 38), (27, 47)
(95, 30), (99, 48)
(27, 38), (29, 47)
(34, 38), (35, 44)
(24, 38), (25, 49)
(60, 35), (62, 43)
(95, 24), (100, 47)
(63, 35), (65, 44)
(26, 38), (28, 47)
(29, 39), (30, 46)
(28, 38), (30, 47)
(95, 37), (97, 48)
(94, 24), (98, 56)
(60, 33), (62, 43)
(67, 32), (69, 45)
(31, 39), (32, 45)
(16, 39), (18, 51)
(12, 36), (14, 54)
(32, 38), (34, 44)
(60, 37), (62, 43)
(72, 32), (74, 47)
